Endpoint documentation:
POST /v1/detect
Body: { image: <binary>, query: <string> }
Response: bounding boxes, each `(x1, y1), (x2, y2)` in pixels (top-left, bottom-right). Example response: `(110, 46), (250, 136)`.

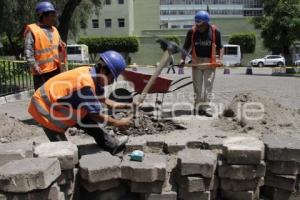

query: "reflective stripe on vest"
(30, 98), (69, 130)
(28, 67), (96, 132)
(25, 24), (60, 74)
(191, 25), (217, 65)
(39, 85), (78, 122)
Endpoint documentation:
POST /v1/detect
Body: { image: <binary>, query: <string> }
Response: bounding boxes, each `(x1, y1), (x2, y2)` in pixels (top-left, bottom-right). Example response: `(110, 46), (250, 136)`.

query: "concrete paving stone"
(221, 188), (259, 200)
(223, 136), (265, 165)
(34, 142), (78, 170)
(263, 135), (300, 162)
(267, 161), (299, 175)
(178, 149), (217, 177)
(186, 140), (208, 149)
(124, 140), (145, 154)
(218, 161), (266, 180)
(176, 175), (217, 192)
(130, 181), (164, 193)
(57, 170), (74, 186)
(0, 142), (33, 167)
(220, 177), (264, 192)
(80, 178), (120, 192)
(0, 158), (61, 192)
(146, 139), (165, 153)
(77, 143), (103, 159)
(200, 136), (225, 151)
(265, 172), (297, 192)
(4, 183), (65, 200)
(83, 184), (127, 200)
(143, 191), (177, 200)
(163, 141), (186, 154)
(121, 153), (167, 182)
(79, 152), (121, 183)
(261, 186), (293, 200)
(178, 190), (210, 200)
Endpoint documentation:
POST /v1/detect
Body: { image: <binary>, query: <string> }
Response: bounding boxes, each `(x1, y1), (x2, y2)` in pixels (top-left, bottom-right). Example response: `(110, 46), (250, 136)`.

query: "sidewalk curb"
(0, 90), (34, 105)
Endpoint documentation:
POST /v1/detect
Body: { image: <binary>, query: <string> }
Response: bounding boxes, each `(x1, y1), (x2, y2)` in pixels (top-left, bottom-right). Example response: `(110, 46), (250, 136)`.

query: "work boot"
(111, 136), (129, 155)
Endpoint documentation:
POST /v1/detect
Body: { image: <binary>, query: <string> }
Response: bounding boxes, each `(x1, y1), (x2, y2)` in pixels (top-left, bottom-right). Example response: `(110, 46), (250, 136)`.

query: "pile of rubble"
(0, 135), (300, 200)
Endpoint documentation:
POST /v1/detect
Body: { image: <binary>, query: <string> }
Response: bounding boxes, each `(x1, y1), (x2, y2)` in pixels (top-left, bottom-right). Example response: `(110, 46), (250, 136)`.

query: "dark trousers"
(43, 116), (119, 153)
(33, 68), (61, 90)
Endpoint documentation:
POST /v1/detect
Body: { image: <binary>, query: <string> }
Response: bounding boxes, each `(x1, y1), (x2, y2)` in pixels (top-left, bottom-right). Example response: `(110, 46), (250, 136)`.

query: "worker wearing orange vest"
(24, 1), (65, 90)
(28, 51), (132, 155)
(180, 11), (224, 117)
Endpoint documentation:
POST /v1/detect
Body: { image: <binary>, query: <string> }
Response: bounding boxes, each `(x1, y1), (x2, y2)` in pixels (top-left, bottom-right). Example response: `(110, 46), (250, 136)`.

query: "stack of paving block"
(0, 157), (64, 200)
(121, 153), (168, 199)
(176, 149), (218, 200)
(34, 142), (79, 200)
(262, 135), (300, 200)
(79, 152), (127, 200)
(220, 136), (265, 200)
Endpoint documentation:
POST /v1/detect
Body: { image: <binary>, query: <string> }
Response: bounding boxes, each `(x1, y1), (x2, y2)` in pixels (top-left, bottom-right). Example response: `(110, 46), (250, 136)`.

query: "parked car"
(295, 60), (300, 66)
(250, 55), (285, 67)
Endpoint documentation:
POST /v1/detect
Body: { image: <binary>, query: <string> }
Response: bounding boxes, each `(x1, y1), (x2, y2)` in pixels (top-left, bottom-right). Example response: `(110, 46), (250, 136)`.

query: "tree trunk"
(6, 33), (20, 60)
(58, 0), (82, 43)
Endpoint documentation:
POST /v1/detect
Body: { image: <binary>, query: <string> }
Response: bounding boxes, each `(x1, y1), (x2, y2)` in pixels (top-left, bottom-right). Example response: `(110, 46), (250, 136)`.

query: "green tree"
(0, 0), (103, 58)
(229, 33), (256, 54)
(252, 0), (300, 57)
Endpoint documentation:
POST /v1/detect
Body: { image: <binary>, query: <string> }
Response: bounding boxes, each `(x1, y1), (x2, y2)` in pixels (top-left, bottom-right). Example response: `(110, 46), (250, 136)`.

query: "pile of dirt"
(213, 92), (300, 136)
(113, 113), (186, 136)
(0, 113), (42, 143)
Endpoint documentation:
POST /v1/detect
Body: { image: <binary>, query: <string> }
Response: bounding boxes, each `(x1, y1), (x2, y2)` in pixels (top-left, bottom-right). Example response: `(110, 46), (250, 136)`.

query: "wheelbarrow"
(109, 69), (193, 108)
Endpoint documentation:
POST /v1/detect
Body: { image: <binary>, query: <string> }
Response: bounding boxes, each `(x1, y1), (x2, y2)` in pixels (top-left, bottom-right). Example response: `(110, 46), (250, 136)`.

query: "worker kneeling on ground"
(28, 50), (132, 155)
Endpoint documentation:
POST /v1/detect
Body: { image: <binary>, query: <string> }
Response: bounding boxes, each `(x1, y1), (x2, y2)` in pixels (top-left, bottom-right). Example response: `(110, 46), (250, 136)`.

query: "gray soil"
(0, 113), (44, 143)
(212, 92), (300, 137)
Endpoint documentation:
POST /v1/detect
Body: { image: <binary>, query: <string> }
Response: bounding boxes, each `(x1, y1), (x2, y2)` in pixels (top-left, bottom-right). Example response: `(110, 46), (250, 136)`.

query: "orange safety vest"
(24, 23), (61, 74)
(191, 24), (218, 67)
(28, 67), (97, 133)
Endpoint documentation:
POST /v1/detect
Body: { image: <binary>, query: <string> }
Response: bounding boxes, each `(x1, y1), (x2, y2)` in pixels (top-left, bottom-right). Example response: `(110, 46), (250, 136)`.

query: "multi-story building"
(80, 0), (160, 37)
(160, 0), (263, 29)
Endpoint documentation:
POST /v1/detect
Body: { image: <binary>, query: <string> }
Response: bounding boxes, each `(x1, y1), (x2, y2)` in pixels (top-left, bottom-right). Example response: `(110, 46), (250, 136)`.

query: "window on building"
(118, 0), (124, 4)
(118, 18), (125, 27)
(105, 19), (112, 28)
(92, 19), (99, 28)
(105, 0), (111, 5)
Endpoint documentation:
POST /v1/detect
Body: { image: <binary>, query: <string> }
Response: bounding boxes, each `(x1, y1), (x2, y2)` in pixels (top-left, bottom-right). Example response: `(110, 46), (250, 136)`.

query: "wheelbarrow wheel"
(109, 88), (133, 103)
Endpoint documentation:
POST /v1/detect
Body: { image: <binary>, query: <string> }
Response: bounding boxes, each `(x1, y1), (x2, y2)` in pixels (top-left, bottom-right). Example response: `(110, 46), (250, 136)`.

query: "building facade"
(80, 0), (160, 37)
(160, 0), (263, 29)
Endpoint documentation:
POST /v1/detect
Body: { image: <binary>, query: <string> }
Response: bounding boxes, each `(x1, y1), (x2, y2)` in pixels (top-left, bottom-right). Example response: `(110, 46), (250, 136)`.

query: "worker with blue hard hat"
(24, 1), (66, 91)
(180, 10), (224, 117)
(28, 50), (132, 155)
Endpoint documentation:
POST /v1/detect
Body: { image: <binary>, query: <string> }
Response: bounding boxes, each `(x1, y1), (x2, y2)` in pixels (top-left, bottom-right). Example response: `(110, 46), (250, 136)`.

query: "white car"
(295, 60), (300, 66)
(250, 55), (285, 67)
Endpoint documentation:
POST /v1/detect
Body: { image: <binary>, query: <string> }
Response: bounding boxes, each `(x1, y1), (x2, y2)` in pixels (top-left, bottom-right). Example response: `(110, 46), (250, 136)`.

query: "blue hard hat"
(36, 1), (56, 14)
(195, 11), (210, 24)
(100, 51), (126, 80)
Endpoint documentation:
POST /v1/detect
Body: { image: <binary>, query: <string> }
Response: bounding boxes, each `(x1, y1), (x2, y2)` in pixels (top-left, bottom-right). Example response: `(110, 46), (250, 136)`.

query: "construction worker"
(180, 11), (223, 117)
(28, 51), (132, 155)
(24, 1), (65, 90)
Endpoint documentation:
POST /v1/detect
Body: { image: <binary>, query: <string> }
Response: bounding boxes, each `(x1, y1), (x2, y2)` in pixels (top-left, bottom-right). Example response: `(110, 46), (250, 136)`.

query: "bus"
(223, 44), (241, 66)
(67, 44), (89, 63)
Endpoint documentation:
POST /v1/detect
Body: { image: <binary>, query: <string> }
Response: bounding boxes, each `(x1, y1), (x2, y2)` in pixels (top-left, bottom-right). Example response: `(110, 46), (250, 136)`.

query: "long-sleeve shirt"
(182, 25), (223, 59)
(24, 23), (60, 68)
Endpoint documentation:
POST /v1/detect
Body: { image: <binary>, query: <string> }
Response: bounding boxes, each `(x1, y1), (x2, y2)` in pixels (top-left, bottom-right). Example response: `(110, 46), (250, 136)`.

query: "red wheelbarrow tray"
(122, 69), (173, 94)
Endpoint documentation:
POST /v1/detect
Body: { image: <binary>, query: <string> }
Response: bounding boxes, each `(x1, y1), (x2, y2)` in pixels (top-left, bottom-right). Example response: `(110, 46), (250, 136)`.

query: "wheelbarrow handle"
(168, 81), (193, 93)
(170, 76), (191, 86)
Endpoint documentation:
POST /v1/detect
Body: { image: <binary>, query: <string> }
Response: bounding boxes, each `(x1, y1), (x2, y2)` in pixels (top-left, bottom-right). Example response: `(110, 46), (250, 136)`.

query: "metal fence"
(0, 60), (33, 96)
